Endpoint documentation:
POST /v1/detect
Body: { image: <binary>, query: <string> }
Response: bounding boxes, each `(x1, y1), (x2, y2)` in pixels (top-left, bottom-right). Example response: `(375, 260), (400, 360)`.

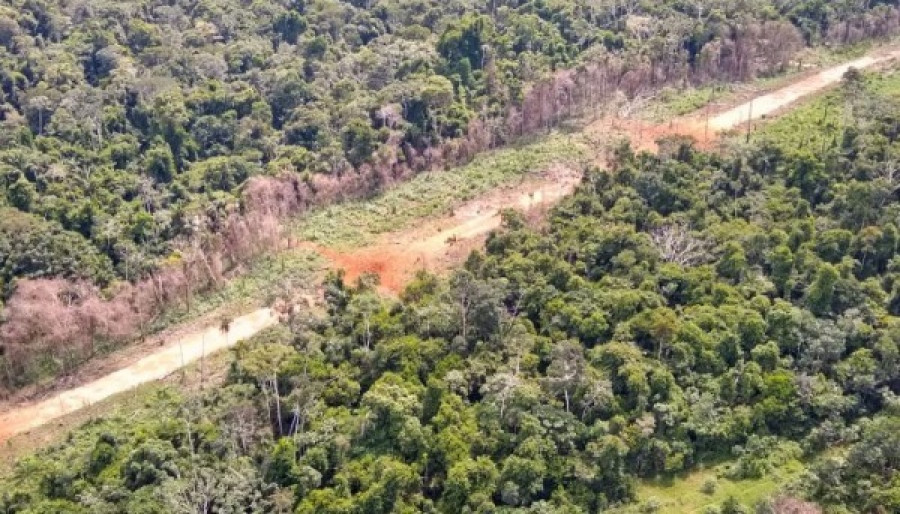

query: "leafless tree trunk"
(650, 224), (710, 266)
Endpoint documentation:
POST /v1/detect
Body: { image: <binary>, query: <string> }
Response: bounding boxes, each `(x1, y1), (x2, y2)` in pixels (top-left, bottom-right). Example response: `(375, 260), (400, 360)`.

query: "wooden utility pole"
(200, 333), (206, 390)
(746, 99), (754, 143)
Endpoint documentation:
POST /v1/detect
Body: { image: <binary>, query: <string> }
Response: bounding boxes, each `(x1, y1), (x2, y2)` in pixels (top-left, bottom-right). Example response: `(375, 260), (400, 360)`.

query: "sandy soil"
(705, 47), (900, 131)
(0, 168), (581, 444)
(0, 308), (277, 442)
(586, 45), (900, 152)
(2, 46), (897, 444)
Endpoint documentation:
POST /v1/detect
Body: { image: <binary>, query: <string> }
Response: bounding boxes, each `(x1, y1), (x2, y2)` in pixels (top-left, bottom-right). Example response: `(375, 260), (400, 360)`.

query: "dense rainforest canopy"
(3, 70), (900, 513)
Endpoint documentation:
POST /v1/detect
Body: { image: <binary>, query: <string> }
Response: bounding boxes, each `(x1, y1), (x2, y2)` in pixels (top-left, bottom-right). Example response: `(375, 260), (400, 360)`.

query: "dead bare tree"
(650, 223), (710, 266)
(771, 497), (823, 514)
(6, 4), (900, 396)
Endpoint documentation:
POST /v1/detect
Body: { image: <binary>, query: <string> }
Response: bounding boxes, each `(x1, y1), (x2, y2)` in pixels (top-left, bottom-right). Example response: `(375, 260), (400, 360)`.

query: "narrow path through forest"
(1, 46), (898, 443)
(706, 48), (900, 131)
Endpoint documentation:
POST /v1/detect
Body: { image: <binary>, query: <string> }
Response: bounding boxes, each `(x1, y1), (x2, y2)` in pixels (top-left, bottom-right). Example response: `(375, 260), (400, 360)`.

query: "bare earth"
(0, 309), (277, 442)
(312, 163), (584, 294)
(706, 47), (900, 131)
(1, 45), (897, 444)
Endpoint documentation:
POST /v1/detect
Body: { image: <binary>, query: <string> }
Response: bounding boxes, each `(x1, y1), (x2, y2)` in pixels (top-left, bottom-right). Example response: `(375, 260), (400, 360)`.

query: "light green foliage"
(647, 84), (734, 120)
(8, 78), (900, 512)
(613, 458), (807, 514)
(643, 41), (885, 122)
(0, 0), (893, 293)
(753, 69), (900, 152)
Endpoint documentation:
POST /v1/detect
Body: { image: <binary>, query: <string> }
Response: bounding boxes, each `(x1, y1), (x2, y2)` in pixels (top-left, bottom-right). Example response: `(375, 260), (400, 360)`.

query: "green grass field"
(292, 133), (590, 248)
(616, 461), (807, 513)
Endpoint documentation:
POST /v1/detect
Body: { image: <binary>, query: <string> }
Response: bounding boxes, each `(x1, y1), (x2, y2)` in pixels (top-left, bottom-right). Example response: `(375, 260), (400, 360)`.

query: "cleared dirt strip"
(0, 309), (277, 441)
(708, 48), (900, 131)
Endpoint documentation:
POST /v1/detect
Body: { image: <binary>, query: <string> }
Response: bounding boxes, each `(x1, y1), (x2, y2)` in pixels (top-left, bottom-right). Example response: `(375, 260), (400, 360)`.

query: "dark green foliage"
(810, 416), (900, 512)
(0, 207), (115, 290)
(122, 440), (180, 490)
(5, 2), (900, 512)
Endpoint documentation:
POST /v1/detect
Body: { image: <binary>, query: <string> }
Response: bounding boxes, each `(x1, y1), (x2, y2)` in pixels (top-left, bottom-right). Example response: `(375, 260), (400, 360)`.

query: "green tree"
(144, 139), (177, 183)
(806, 263), (838, 316)
(769, 244), (794, 296)
(6, 177), (36, 212)
(717, 241), (748, 282)
(342, 119), (378, 167)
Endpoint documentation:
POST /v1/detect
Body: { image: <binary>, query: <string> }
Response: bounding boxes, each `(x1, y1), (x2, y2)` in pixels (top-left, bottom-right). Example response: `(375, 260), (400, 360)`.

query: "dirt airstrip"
(2, 45), (899, 443)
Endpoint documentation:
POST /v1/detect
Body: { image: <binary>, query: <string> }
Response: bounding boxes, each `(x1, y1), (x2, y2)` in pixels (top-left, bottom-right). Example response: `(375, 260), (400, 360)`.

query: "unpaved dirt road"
(2, 46), (897, 444)
(707, 47), (900, 131)
(0, 309), (277, 442)
(0, 168), (580, 444)
(589, 45), (900, 152)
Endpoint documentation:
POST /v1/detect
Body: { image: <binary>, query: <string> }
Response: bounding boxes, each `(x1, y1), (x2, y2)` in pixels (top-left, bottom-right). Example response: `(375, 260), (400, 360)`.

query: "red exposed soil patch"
(313, 245), (416, 293)
(305, 47), (900, 293)
(307, 164), (583, 294)
(589, 116), (715, 153)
